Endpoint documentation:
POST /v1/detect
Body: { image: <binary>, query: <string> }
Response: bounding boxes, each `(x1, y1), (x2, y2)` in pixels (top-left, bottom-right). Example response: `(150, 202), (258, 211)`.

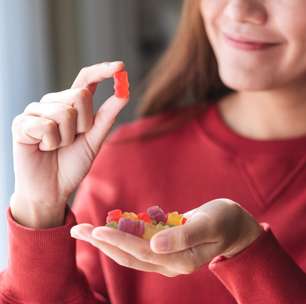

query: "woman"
(1, 0), (305, 303)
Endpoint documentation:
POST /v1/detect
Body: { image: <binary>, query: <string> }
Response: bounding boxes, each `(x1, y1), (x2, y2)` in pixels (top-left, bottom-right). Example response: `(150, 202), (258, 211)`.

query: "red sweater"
(1, 102), (306, 304)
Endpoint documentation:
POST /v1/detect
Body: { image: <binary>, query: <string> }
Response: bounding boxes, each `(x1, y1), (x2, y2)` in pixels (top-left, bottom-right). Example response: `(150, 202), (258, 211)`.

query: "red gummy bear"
(113, 70), (129, 99)
(106, 209), (122, 224)
(137, 212), (152, 223)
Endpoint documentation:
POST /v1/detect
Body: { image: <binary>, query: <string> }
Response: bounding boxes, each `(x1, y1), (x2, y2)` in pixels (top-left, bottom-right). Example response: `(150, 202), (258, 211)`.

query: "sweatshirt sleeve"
(0, 126), (128, 304)
(208, 222), (306, 304)
(0, 204), (108, 304)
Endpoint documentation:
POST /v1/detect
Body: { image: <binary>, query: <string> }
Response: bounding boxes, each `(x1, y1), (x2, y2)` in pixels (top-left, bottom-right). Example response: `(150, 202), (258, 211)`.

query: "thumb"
(84, 94), (129, 155)
(150, 212), (217, 254)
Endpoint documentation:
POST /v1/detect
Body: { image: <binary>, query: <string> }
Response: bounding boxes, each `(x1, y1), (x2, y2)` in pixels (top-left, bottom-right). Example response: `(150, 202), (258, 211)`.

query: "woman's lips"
(223, 33), (279, 51)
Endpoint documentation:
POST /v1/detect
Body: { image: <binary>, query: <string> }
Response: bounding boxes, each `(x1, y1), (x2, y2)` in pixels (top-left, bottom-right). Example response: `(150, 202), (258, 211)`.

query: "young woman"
(1, 0), (306, 303)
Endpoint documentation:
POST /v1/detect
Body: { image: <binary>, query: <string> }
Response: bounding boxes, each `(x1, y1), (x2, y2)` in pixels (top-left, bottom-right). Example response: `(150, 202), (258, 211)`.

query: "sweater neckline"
(194, 101), (306, 155)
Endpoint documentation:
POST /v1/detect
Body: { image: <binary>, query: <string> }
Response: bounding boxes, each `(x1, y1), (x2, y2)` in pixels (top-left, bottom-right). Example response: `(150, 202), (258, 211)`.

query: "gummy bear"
(166, 211), (185, 226)
(122, 212), (138, 221)
(147, 206), (167, 224)
(106, 209), (122, 224)
(142, 222), (169, 240)
(118, 217), (144, 237)
(137, 212), (152, 223)
(113, 70), (129, 99)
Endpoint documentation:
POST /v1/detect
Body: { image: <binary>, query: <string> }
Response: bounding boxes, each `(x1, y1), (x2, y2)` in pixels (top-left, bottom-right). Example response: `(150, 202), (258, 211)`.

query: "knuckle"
(226, 200), (242, 216)
(221, 198), (240, 208)
(79, 66), (89, 76)
(81, 66), (89, 72)
(44, 120), (57, 132)
(66, 107), (78, 121)
(40, 92), (54, 103)
(11, 114), (23, 133)
(24, 102), (39, 113)
(77, 87), (92, 100)
(61, 106), (77, 121)
(215, 198), (242, 219)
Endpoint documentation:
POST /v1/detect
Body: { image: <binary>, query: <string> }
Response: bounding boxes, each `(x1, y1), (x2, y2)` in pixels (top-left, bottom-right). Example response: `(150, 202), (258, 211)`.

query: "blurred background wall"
(0, 0), (182, 270)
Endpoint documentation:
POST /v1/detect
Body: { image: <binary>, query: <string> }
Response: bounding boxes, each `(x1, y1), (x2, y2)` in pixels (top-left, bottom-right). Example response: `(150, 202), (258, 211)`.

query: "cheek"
(200, 1), (306, 90)
(200, 0), (224, 25)
(200, 0), (224, 44)
(272, 9), (306, 78)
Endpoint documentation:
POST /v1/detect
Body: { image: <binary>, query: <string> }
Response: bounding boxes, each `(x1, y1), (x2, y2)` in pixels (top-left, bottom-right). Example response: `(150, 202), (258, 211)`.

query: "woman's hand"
(10, 61), (129, 228)
(70, 199), (263, 277)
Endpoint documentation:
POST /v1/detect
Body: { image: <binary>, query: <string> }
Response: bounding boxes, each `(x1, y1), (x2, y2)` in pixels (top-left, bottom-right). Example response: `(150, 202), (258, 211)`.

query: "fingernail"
(104, 61), (123, 67)
(70, 227), (87, 240)
(111, 61), (123, 66)
(153, 235), (170, 252)
(70, 230), (84, 240)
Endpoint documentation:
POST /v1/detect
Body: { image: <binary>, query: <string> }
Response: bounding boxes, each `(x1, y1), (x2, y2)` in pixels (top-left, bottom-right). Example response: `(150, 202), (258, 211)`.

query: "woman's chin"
(219, 70), (276, 92)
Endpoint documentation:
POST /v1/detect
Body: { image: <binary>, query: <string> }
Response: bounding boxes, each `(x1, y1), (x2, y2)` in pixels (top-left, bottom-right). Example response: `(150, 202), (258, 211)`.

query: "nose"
(224, 0), (267, 25)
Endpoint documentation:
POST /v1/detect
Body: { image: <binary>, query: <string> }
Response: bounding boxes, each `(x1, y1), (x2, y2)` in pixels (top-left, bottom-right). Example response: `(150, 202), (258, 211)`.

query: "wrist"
(10, 193), (66, 229)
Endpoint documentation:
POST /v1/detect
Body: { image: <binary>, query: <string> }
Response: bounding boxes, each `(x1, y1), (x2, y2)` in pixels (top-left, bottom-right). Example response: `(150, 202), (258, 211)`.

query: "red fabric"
(1, 102), (306, 303)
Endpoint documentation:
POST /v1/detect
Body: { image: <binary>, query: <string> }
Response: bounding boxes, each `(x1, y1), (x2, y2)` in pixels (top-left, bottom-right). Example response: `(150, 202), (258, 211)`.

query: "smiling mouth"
(223, 33), (280, 51)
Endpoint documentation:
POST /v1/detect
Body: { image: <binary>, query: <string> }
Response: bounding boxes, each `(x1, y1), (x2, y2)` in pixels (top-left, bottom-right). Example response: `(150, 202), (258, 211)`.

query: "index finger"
(71, 61), (125, 94)
(92, 226), (162, 264)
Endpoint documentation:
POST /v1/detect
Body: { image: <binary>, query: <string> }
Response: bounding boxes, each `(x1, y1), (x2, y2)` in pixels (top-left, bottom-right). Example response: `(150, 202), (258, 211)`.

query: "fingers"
(90, 240), (177, 277)
(13, 61), (129, 154)
(150, 212), (218, 254)
(23, 102), (77, 148)
(40, 88), (93, 134)
(91, 226), (207, 275)
(92, 226), (162, 265)
(12, 114), (61, 151)
(71, 61), (125, 94)
(70, 224), (177, 277)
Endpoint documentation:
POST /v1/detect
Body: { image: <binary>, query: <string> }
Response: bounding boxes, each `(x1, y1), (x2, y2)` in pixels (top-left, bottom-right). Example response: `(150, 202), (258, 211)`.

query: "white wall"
(0, 0), (54, 270)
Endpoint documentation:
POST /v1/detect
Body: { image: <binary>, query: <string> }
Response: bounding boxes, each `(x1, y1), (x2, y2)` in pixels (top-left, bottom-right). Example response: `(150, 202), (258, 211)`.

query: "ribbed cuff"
(1, 205), (80, 302)
(209, 223), (306, 303)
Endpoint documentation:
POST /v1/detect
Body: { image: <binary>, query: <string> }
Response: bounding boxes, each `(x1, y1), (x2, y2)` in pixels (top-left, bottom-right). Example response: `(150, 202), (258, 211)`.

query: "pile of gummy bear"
(105, 205), (187, 240)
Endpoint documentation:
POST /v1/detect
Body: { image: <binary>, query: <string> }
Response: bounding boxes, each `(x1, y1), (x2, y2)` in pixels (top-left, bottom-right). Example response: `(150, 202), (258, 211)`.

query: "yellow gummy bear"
(166, 211), (184, 226)
(122, 212), (138, 221)
(142, 223), (169, 240)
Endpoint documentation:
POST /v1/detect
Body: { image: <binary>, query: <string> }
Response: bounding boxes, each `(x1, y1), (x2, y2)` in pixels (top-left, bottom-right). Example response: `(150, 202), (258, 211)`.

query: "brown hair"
(110, 0), (233, 145)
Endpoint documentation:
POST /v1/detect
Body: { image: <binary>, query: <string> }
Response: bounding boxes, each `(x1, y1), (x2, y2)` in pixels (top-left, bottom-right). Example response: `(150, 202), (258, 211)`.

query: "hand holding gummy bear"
(10, 61), (129, 229)
(71, 199), (263, 277)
